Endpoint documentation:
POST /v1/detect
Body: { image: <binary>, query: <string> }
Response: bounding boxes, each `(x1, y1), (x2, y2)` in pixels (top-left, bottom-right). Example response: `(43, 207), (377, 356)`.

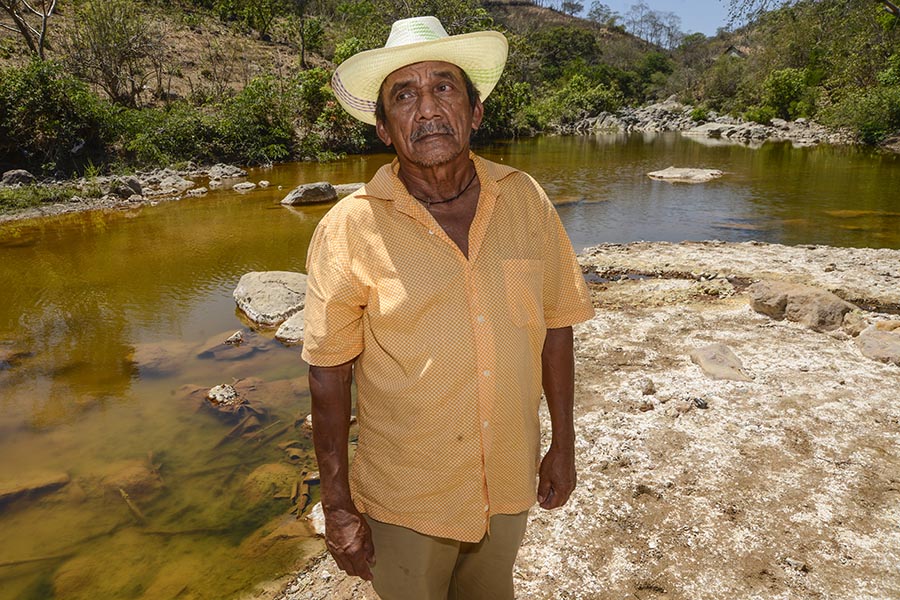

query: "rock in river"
(275, 309), (305, 344)
(647, 166), (724, 183)
(233, 271), (307, 327)
(0, 471), (70, 506)
(281, 182), (337, 206)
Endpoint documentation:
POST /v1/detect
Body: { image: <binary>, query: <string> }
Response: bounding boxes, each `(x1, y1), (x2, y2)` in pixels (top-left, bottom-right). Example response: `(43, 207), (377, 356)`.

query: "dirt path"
(263, 241), (900, 600)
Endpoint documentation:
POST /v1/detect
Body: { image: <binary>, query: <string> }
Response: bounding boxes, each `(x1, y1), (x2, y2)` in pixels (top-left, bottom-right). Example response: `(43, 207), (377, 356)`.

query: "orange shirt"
(301, 153), (594, 542)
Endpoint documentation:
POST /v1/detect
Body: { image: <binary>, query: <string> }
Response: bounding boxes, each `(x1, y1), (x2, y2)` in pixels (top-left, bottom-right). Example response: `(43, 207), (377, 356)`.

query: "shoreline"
(266, 240), (900, 600)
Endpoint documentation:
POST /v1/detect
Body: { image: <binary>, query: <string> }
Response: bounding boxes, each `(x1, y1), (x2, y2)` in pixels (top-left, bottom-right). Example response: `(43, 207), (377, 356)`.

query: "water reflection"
(0, 133), (898, 599)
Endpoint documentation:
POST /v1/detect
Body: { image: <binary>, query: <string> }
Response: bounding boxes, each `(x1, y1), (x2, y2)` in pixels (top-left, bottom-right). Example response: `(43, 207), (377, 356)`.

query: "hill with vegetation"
(1, 0), (898, 182)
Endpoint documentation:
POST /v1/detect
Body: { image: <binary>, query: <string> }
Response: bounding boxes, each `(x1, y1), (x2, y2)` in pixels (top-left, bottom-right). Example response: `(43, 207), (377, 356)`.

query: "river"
(0, 133), (898, 600)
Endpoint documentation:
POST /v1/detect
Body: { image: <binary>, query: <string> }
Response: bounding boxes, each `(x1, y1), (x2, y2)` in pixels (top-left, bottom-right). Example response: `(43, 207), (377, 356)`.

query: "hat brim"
(332, 31), (509, 125)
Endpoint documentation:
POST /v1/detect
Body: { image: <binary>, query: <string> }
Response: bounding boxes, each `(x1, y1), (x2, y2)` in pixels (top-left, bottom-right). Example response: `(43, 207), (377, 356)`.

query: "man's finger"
(537, 476), (551, 504)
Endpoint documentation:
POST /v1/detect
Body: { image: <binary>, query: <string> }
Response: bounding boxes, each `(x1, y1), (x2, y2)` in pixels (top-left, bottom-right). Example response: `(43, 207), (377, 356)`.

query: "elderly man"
(301, 16), (594, 600)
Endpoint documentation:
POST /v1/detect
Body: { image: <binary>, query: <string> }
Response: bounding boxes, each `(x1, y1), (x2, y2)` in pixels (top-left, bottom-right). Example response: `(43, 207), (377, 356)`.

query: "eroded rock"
(0, 471), (70, 506)
(749, 280), (856, 332)
(233, 271), (307, 327)
(233, 182), (257, 192)
(1, 169), (35, 186)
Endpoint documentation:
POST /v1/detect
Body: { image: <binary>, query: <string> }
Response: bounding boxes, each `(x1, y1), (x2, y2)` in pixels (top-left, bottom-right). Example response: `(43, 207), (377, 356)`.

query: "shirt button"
(476, 315), (485, 323)
(428, 230), (434, 235)
(482, 370), (491, 377)
(483, 420), (489, 429)
(485, 504), (490, 512)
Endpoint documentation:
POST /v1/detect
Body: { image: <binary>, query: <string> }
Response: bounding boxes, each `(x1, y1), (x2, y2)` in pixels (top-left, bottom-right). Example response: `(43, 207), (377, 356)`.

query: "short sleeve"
(301, 213), (368, 366)
(533, 180), (595, 329)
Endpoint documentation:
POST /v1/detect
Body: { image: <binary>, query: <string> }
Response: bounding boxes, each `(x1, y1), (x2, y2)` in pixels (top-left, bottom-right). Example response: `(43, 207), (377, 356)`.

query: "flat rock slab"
(648, 167), (724, 183)
(689, 343), (752, 381)
(580, 241), (900, 309)
(234, 271), (307, 327)
(0, 472), (70, 505)
(334, 183), (364, 197)
(281, 182), (337, 206)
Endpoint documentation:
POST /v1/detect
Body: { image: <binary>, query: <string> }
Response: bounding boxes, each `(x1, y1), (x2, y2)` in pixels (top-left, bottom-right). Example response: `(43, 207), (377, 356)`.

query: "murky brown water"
(0, 133), (898, 600)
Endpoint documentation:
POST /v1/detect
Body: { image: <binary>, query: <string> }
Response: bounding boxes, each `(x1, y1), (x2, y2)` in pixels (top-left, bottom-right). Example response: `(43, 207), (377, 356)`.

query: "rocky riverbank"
(261, 240), (900, 600)
(565, 98), (862, 150)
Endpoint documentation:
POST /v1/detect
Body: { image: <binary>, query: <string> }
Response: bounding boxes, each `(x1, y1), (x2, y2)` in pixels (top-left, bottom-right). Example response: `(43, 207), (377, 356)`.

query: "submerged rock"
(648, 167), (724, 183)
(233, 271), (308, 327)
(0, 471), (70, 506)
(281, 182), (338, 206)
(233, 182), (257, 192)
(749, 280), (856, 332)
(689, 343), (753, 382)
(99, 460), (163, 501)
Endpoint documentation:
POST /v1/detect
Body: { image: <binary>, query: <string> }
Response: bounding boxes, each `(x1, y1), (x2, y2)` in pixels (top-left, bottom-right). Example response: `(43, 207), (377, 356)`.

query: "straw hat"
(331, 16), (508, 125)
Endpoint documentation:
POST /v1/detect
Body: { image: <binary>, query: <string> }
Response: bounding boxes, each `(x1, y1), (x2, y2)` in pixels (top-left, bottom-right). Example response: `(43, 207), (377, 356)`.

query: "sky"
(600, 0), (732, 36)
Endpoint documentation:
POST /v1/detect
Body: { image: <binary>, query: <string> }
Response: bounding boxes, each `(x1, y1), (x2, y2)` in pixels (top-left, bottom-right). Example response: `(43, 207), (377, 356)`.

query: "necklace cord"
(415, 169), (478, 206)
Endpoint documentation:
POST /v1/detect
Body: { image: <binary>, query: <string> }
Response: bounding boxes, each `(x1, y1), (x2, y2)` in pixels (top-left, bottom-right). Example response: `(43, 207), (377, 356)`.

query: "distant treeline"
(0, 0), (898, 177)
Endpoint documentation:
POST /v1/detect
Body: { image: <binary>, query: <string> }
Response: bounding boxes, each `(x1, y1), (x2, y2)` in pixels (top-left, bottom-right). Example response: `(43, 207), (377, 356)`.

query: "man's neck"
(397, 150), (476, 204)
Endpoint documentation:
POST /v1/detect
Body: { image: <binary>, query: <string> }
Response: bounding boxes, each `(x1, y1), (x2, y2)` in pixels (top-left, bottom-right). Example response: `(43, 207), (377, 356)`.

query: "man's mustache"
(410, 122), (455, 143)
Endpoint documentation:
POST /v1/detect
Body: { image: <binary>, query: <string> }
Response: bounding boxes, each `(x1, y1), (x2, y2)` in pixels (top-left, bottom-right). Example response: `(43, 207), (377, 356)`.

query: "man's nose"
(415, 90), (440, 119)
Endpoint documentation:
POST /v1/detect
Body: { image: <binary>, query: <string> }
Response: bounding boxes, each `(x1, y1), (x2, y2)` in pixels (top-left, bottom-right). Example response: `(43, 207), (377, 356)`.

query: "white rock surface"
(647, 166), (724, 183)
(233, 271), (308, 327)
(275, 309), (305, 344)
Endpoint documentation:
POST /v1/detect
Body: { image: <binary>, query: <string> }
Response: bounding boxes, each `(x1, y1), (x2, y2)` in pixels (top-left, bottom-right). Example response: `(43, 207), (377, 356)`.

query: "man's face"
(375, 61), (483, 169)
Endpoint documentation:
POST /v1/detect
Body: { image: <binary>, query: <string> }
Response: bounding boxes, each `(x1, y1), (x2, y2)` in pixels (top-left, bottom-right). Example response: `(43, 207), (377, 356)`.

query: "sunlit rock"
(334, 182), (365, 197)
(233, 271), (307, 327)
(275, 310), (305, 344)
(647, 166), (724, 183)
(689, 343), (752, 382)
(1, 169), (36, 186)
(208, 163), (246, 179)
(197, 329), (267, 361)
(749, 280), (856, 332)
(207, 383), (240, 405)
(186, 187), (208, 197)
(855, 328), (900, 366)
(281, 182), (337, 206)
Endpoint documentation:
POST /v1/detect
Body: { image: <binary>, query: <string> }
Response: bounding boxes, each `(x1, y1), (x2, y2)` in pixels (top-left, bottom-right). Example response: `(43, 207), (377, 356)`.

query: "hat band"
(332, 71), (377, 113)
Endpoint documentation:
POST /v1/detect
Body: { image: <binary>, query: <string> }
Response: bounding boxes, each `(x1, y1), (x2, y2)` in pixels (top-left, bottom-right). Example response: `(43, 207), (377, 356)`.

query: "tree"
(561, 0), (584, 16)
(0, 0), (56, 59)
(726, 0), (899, 25)
(62, 0), (163, 106)
(587, 1), (619, 25)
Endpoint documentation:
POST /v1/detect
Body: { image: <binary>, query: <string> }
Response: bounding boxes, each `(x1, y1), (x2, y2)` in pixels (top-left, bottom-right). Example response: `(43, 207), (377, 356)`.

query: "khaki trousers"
(364, 511), (529, 600)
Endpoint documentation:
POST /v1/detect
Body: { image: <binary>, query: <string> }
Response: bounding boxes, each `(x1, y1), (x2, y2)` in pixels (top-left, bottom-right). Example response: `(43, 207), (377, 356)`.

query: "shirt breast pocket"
(503, 259), (543, 329)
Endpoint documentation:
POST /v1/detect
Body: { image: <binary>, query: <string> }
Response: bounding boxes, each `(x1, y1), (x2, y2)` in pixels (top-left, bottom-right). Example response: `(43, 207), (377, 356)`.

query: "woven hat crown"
(331, 16), (508, 125)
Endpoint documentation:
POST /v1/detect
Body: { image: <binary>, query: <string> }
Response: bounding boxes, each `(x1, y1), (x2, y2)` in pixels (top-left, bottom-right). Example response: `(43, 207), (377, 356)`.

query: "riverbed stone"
(109, 176), (142, 198)
(240, 463), (298, 507)
(233, 271), (308, 327)
(276, 310), (305, 344)
(689, 343), (753, 382)
(0, 471), (70, 506)
(748, 280), (856, 332)
(281, 182), (337, 206)
(186, 187), (208, 197)
(855, 328), (900, 366)
(100, 460), (163, 500)
(334, 183), (365, 197)
(1, 169), (36, 186)
(208, 163), (246, 179)
(233, 181), (257, 192)
(648, 167), (724, 183)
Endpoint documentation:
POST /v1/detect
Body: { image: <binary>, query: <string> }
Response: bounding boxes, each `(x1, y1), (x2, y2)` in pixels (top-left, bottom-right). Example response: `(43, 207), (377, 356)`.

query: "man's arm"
(537, 326), (577, 510)
(309, 362), (374, 580)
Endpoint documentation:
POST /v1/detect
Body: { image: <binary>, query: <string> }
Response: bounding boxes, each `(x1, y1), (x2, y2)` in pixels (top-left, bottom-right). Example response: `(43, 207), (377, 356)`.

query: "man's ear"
(471, 97), (484, 131)
(376, 119), (393, 147)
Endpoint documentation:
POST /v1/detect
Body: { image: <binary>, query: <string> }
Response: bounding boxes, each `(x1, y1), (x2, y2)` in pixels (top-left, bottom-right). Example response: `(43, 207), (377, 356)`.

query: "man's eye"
(396, 91), (413, 101)
(437, 84), (452, 92)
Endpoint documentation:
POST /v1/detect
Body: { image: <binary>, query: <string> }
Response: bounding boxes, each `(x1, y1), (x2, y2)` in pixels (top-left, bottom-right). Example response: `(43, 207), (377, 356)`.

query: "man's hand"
(537, 443), (576, 509)
(324, 505), (375, 581)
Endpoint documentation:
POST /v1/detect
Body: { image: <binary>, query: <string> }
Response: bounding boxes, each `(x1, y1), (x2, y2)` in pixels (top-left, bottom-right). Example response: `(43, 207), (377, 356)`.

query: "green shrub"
(533, 74), (624, 128)
(743, 105), (776, 125)
(117, 102), (216, 166)
(690, 106), (710, 122)
(214, 75), (296, 164)
(0, 60), (113, 175)
(824, 85), (900, 144)
(480, 79), (537, 138)
(762, 67), (809, 120)
(0, 184), (77, 211)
